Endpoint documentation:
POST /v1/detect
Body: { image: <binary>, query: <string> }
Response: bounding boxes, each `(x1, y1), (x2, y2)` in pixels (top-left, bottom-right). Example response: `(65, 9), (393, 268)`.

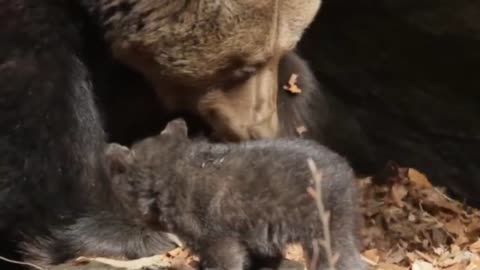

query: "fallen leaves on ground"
(73, 248), (199, 270)
(360, 166), (480, 270)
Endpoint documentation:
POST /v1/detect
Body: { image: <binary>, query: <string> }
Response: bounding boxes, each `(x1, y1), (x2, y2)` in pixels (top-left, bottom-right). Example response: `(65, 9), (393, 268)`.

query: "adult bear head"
(95, 0), (322, 141)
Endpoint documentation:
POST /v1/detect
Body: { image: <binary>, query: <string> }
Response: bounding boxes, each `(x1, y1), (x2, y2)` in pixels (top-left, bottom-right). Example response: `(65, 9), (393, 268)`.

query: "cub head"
(103, 119), (189, 225)
(104, 118), (189, 178)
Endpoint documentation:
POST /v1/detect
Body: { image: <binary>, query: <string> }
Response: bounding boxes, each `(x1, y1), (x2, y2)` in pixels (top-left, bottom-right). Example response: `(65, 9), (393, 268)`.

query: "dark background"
(298, 0), (480, 205)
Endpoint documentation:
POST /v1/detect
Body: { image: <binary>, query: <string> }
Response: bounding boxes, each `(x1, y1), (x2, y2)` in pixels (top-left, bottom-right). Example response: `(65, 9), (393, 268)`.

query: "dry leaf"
(444, 219), (465, 237)
(444, 264), (467, 270)
(411, 260), (436, 270)
(283, 73), (302, 94)
(469, 239), (480, 253)
(466, 259), (480, 270)
(408, 168), (433, 188)
(285, 244), (304, 262)
(74, 255), (173, 269)
(377, 262), (408, 270)
(296, 125), (308, 136)
(420, 189), (462, 214)
(391, 183), (408, 207)
(363, 249), (381, 264)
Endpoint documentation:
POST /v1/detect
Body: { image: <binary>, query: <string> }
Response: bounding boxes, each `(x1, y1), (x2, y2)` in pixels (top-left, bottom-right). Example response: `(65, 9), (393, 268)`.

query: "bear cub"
(104, 119), (366, 270)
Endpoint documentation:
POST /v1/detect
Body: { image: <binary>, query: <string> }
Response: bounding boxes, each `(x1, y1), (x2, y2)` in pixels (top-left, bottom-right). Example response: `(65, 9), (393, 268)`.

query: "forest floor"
(357, 166), (480, 270)
(49, 166), (480, 270)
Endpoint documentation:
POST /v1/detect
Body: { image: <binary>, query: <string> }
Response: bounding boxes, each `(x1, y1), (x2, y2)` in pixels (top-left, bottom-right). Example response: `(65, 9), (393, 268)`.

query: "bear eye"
(221, 61), (267, 89)
(230, 66), (257, 83)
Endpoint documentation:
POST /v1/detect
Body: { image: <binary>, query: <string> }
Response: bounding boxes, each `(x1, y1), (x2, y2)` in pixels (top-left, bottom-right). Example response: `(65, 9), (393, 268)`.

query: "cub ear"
(104, 143), (134, 176)
(160, 118), (188, 137)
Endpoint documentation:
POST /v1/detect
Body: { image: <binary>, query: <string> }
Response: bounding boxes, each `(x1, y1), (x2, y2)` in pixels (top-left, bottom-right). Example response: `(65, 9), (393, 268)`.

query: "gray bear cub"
(104, 119), (366, 270)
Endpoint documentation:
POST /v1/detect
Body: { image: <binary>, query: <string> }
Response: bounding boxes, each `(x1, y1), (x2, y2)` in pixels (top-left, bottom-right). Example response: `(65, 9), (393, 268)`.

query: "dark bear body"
(0, 0), (326, 268)
(0, 1), (180, 268)
(105, 119), (367, 270)
(277, 52), (376, 175)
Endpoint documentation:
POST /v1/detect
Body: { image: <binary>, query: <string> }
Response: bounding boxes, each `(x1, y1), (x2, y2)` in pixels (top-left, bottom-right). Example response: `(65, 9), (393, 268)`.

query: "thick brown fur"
(105, 119), (367, 270)
(94, 0), (320, 87)
(0, 0), (323, 269)
(88, 0), (322, 141)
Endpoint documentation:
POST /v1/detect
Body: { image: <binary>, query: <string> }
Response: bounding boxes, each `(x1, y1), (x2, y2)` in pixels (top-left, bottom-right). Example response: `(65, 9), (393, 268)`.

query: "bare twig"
(0, 256), (45, 270)
(307, 158), (338, 270)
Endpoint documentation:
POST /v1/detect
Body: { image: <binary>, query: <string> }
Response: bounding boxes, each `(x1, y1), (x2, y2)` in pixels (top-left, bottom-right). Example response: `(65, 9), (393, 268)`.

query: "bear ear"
(160, 118), (188, 137)
(104, 143), (133, 176)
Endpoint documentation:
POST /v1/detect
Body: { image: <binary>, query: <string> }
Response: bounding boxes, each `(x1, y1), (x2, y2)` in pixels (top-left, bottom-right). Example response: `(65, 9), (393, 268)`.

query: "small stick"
(307, 158), (338, 270)
(0, 256), (45, 270)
